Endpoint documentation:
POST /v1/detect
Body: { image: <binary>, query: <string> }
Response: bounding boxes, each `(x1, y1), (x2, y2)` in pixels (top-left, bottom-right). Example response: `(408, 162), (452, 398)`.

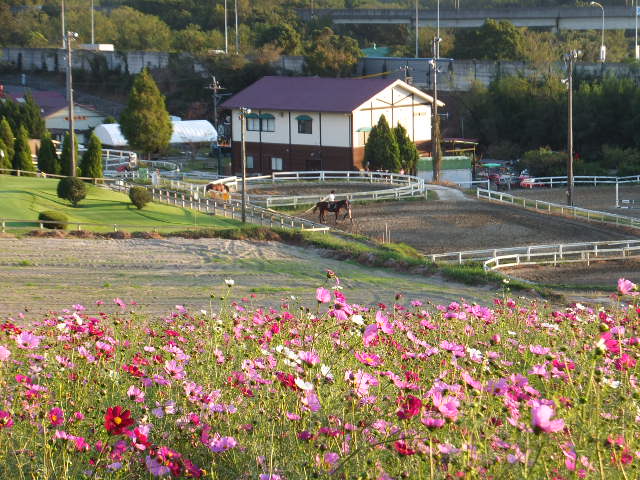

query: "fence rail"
(476, 188), (640, 230)
(0, 218), (212, 233)
(483, 240), (640, 271)
(513, 174), (640, 188)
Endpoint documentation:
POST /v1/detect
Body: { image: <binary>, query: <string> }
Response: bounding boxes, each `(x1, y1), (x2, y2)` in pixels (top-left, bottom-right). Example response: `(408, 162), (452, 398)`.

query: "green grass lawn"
(0, 175), (241, 232)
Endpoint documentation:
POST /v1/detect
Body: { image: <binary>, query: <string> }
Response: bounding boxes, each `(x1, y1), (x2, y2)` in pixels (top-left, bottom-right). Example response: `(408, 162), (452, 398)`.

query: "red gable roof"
(221, 76), (400, 113)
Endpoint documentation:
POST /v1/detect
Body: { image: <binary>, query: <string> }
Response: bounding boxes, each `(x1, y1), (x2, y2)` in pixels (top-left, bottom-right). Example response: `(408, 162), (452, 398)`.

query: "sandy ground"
(0, 237), (494, 317)
(302, 197), (637, 253)
(248, 182), (390, 197)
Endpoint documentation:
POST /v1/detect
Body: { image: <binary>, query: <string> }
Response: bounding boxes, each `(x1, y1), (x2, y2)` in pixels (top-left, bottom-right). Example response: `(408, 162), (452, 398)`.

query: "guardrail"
(483, 240), (640, 271)
(476, 188), (640, 229)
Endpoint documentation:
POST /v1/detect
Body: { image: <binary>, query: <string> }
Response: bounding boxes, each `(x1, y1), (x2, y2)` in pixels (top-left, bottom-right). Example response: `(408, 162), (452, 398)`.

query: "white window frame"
(246, 155), (254, 169)
(246, 117), (260, 131)
(261, 117), (275, 132)
(271, 157), (283, 171)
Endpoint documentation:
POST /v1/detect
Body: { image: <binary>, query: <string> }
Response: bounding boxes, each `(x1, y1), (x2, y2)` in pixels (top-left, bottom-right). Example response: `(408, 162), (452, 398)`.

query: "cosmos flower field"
(1, 274), (640, 479)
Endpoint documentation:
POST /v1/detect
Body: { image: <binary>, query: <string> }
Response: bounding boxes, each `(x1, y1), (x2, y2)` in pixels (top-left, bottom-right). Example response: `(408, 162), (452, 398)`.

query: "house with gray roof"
(220, 76), (443, 174)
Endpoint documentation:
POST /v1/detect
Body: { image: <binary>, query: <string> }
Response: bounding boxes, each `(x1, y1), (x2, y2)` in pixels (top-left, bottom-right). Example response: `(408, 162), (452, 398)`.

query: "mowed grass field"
(0, 175), (240, 231)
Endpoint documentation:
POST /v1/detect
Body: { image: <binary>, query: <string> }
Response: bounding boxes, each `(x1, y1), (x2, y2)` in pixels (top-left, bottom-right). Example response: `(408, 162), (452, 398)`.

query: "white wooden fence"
(483, 240), (640, 271)
(476, 188), (640, 229)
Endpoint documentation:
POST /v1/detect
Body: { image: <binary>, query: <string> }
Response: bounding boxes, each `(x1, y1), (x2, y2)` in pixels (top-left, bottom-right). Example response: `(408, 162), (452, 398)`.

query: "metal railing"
(483, 240), (640, 271)
(476, 188), (640, 229)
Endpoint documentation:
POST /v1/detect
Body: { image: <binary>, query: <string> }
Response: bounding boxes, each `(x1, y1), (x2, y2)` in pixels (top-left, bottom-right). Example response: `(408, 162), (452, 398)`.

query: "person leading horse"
(313, 197), (352, 224)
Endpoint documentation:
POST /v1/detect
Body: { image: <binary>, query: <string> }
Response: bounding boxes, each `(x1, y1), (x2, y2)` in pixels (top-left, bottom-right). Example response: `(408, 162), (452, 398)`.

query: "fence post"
(1, 221), (4, 233)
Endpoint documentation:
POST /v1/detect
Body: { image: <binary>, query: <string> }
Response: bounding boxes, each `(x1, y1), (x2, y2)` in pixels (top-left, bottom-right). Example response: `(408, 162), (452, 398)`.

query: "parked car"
(520, 177), (545, 188)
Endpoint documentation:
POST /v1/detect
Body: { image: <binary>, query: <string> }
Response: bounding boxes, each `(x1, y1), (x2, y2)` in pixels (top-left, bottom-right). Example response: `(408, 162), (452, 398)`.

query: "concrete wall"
(5, 47), (640, 93)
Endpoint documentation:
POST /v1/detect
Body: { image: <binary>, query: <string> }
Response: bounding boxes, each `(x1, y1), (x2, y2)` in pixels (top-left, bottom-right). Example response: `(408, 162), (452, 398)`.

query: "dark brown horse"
(313, 199), (352, 224)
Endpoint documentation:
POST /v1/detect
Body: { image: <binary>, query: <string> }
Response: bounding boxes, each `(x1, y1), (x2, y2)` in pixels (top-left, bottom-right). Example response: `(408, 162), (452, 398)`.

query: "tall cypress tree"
(23, 92), (45, 139)
(0, 139), (10, 170)
(37, 131), (60, 174)
(119, 68), (172, 157)
(80, 132), (103, 179)
(12, 125), (36, 175)
(394, 124), (420, 175)
(363, 115), (400, 172)
(60, 131), (79, 176)
(0, 117), (14, 162)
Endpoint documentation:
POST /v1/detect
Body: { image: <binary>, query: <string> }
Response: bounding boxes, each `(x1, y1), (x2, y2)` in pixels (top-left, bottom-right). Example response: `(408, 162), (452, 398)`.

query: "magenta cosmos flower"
(531, 403), (565, 433)
(49, 407), (65, 426)
(0, 410), (13, 429)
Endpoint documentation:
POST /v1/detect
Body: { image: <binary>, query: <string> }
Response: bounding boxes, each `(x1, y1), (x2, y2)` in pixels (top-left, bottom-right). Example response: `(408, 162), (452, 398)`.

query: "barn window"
(260, 113), (275, 132)
(296, 115), (312, 134)
(271, 157), (283, 171)
(246, 113), (259, 131)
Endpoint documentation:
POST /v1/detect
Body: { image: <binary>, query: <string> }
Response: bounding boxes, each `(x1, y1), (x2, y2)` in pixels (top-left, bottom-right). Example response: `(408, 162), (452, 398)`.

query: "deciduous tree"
(304, 27), (361, 77)
(120, 69), (173, 157)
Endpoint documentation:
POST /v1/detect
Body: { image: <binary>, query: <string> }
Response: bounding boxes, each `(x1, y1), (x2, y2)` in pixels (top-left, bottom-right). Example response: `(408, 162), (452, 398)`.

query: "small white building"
(221, 75), (443, 173)
(93, 120), (217, 148)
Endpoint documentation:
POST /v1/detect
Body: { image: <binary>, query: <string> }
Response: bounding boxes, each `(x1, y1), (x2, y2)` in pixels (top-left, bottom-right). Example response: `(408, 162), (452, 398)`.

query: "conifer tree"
(363, 115), (400, 172)
(393, 124), (420, 175)
(0, 139), (10, 170)
(12, 125), (36, 175)
(37, 131), (60, 174)
(0, 117), (14, 162)
(23, 92), (45, 138)
(60, 131), (79, 176)
(120, 68), (172, 157)
(80, 133), (103, 179)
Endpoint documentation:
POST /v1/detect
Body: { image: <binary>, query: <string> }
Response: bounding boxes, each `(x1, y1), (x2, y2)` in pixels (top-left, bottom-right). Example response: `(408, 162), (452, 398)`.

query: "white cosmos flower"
(294, 378), (314, 391)
(351, 314), (364, 326)
(224, 279), (235, 287)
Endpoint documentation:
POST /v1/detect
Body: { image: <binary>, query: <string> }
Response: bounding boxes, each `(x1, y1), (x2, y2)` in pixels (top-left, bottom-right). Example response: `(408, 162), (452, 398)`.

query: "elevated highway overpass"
(299, 6), (639, 31)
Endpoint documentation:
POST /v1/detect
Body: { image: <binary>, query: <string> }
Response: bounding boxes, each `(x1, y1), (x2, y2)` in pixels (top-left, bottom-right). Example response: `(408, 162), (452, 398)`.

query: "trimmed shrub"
(57, 177), (87, 207)
(129, 186), (152, 209)
(38, 210), (68, 230)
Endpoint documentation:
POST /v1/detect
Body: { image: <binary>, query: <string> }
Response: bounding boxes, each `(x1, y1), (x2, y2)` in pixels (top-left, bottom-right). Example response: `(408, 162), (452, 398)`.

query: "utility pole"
(431, 36), (442, 183)
(91, 0), (95, 44)
(234, 0), (239, 53)
(66, 31), (78, 176)
(224, 0), (228, 54)
(207, 76), (224, 130)
(239, 107), (251, 223)
(565, 50), (579, 207)
(415, 0), (419, 58)
(61, 0), (66, 48)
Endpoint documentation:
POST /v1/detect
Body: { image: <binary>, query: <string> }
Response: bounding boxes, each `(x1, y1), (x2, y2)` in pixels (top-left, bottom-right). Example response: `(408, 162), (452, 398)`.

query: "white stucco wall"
(46, 106), (106, 132)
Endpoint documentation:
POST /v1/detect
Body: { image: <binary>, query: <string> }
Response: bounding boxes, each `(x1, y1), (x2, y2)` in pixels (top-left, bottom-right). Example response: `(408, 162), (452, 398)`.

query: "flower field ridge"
(2, 275), (640, 479)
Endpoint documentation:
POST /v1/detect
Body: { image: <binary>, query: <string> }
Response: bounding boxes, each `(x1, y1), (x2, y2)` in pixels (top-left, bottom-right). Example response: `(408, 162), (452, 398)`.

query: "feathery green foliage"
(364, 115), (401, 172)
(59, 132), (79, 177)
(37, 132), (60, 175)
(0, 117), (14, 162)
(12, 125), (36, 174)
(120, 69), (172, 156)
(57, 176), (87, 207)
(80, 133), (103, 179)
(0, 139), (10, 170)
(394, 124), (419, 174)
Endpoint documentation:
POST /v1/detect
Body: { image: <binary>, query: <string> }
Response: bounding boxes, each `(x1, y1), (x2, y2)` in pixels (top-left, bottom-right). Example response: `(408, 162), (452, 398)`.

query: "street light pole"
(239, 107), (251, 223)
(635, 0), (640, 60)
(590, 1), (606, 62)
(234, 0), (239, 53)
(564, 50), (580, 207)
(431, 36), (442, 183)
(224, 0), (228, 54)
(65, 31), (78, 176)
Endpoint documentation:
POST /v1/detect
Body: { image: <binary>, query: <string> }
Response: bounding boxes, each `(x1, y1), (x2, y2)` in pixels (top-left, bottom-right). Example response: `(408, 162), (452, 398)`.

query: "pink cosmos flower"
(49, 407), (65, 426)
(16, 332), (42, 349)
(618, 278), (638, 296)
(163, 360), (185, 380)
(127, 385), (145, 403)
(529, 345), (550, 355)
(363, 324), (378, 347)
(375, 311), (394, 334)
(114, 298), (127, 309)
(145, 456), (170, 477)
(298, 350), (320, 366)
(207, 433), (237, 452)
(421, 415), (445, 429)
(0, 410), (13, 429)
(615, 353), (636, 371)
(531, 403), (565, 433)
(316, 287), (331, 303)
(302, 390), (321, 412)
(354, 351), (383, 367)
(0, 345), (10, 362)
(431, 392), (460, 421)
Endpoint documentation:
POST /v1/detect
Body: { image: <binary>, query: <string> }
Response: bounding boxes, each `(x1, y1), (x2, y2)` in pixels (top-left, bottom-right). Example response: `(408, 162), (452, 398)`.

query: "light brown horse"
(205, 183), (230, 201)
(313, 199), (352, 224)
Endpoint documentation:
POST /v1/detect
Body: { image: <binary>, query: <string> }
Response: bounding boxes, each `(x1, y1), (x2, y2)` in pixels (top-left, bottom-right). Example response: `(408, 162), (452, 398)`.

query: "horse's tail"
(313, 204), (318, 213)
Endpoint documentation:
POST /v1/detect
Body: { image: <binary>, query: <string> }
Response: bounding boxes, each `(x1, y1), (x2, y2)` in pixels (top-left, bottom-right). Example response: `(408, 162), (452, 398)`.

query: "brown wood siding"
(231, 142), (358, 174)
